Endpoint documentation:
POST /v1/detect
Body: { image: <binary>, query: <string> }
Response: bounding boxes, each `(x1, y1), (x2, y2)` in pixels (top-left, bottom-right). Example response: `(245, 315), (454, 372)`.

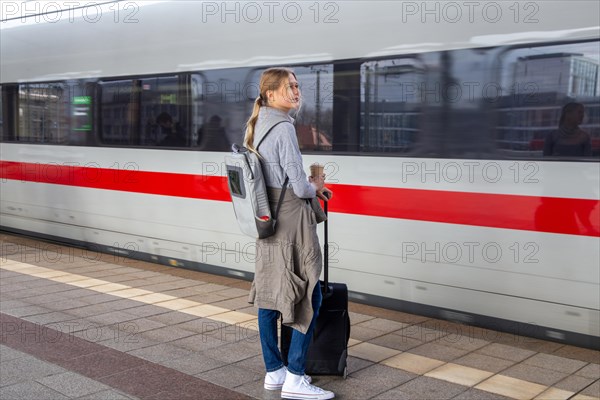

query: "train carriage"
(1, 1), (599, 348)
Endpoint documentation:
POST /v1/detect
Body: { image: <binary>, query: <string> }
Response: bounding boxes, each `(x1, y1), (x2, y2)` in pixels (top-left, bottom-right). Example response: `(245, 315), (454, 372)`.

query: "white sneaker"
(264, 366), (312, 390)
(281, 371), (334, 399)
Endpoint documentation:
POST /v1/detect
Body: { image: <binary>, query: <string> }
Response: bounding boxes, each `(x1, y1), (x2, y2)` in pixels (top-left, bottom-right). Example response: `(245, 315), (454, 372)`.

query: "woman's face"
(565, 105), (585, 126)
(267, 73), (301, 112)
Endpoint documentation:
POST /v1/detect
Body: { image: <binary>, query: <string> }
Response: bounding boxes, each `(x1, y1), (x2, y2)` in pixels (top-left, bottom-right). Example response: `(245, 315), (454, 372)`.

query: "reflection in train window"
(496, 40), (599, 159)
(190, 71), (234, 151)
(99, 80), (138, 145)
(140, 75), (188, 147)
(360, 59), (424, 153)
(17, 83), (69, 143)
(246, 65), (334, 152)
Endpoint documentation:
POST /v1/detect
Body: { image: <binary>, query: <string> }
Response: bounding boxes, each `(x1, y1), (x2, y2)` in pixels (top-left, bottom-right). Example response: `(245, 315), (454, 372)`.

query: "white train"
(1, 1), (599, 348)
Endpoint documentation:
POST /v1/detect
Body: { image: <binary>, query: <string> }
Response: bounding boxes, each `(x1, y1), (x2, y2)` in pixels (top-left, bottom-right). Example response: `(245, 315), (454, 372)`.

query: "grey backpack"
(224, 120), (289, 239)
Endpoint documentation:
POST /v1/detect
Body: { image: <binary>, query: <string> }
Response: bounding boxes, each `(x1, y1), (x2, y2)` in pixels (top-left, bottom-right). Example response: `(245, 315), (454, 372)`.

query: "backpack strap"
(255, 120), (291, 223)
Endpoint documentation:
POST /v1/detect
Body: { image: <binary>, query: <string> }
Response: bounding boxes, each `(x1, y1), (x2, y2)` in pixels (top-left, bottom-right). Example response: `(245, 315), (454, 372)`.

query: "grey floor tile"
(0, 381), (69, 400)
(453, 353), (516, 374)
(554, 374), (597, 393)
(201, 340), (262, 364)
(36, 371), (111, 398)
(476, 343), (536, 362)
(575, 363), (600, 379)
(369, 332), (424, 352)
(501, 363), (569, 386)
(0, 355), (67, 387)
(127, 343), (196, 363)
(523, 352), (588, 374)
(161, 353), (227, 375)
(409, 342), (471, 362)
(75, 388), (140, 399)
(580, 379), (600, 397)
(393, 376), (467, 400)
(0, 346), (28, 363)
(196, 364), (262, 389)
(451, 387), (513, 399)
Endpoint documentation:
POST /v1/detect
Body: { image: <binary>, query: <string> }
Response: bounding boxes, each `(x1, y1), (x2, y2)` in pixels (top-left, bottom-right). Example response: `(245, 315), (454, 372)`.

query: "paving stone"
(0, 345), (27, 363)
(453, 352), (516, 374)
(0, 380), (69, 399)
(36, 371), (111, 397)
(409, 341), (471, 362)
(161, 353), (227, 375)
(580, 379), (600, 397)
(349, 342), (401, 363)
(369, 332), (424, 352)
(127, 343), (196, 363)
(476, 343), (536, 362)
(554, 374), (597, 393)
(201, 340), (262, 364)
(575, 363), (600, 379)
(475, 375), (547, 399)
(452, 387), (513, 399)
(394, 375), (467, 399)
(0, 355), (67, 387)
(74, 388), (139, 399)
(501, 363), (569, 386)
(196, 364), (262, 389)
(524, 352), (588, 374)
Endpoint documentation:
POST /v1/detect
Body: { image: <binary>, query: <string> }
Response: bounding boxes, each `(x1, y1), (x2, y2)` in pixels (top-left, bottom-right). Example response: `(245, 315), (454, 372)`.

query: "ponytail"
(244, 96), (263, 153)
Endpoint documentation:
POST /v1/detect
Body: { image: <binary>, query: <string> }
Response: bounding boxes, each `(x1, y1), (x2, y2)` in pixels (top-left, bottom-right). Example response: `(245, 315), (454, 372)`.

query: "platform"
(1, 233), (598, 399)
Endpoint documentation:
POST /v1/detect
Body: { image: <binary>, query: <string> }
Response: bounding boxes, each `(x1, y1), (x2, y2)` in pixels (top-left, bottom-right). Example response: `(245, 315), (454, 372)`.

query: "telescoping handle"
(322, 193), (330, 295)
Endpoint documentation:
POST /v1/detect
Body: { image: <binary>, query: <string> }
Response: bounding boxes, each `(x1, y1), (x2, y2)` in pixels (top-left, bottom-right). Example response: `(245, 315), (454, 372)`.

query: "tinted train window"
(99, 80), (138, 145)
(246, 65), (334, 152)
(496, 40), (599, 159)
(360, 59), (425, 153)
(190, 71), (233, 151)
(0, 85), (4, 140)
(140, 75), (189, 147)
(17, 83), (69, 143)
(99, 76), (190, 147)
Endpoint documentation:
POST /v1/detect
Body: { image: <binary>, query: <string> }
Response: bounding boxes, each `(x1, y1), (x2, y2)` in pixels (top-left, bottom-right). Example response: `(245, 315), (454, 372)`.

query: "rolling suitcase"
(281, 198), (350, 377)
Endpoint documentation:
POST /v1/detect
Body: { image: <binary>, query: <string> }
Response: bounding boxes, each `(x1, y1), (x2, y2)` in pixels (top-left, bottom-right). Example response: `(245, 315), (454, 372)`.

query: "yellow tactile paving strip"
(1, 258), (598, 400)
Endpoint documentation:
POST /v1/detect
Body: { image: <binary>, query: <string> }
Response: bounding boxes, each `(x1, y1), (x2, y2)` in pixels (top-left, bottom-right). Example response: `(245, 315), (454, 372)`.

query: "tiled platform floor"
(1, 233), (598, 399)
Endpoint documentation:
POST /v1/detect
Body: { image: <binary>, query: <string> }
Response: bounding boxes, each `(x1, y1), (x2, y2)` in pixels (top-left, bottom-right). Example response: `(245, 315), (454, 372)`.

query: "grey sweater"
(253, 107), (317, 199)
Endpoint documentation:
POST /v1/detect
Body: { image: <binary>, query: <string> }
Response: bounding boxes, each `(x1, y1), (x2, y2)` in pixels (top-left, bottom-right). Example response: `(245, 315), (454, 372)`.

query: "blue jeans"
(258, 283), (322, 376)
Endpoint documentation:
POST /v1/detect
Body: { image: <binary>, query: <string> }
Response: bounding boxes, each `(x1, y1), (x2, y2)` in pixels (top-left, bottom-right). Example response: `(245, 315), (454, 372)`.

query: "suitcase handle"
(323, 193), (330, 296)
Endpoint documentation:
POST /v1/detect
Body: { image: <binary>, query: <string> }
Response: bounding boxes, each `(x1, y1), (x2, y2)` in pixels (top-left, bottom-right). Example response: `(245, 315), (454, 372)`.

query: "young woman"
(245, 67), (334, 400)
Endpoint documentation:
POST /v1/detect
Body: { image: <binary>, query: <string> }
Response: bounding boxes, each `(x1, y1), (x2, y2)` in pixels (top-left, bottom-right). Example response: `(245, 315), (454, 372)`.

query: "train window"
(0, 86), (4, 140)
(140, 75), (190, 147)
(496, 40), (600, 159)
(190, 71), (233, 151)
(17, 83), (69, 143)
(68, 80), (96, 146)
(360, 59), (425, 153)
(99, 80), (139, 145)
(245, 65), (334, 152)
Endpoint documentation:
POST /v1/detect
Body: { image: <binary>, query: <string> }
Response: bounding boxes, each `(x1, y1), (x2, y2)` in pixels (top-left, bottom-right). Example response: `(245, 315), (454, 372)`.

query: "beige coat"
(248, 188), (325, 334)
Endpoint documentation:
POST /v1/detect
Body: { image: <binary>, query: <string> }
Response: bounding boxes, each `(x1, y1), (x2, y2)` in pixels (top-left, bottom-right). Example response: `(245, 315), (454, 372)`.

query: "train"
(1, 1), (599, 349)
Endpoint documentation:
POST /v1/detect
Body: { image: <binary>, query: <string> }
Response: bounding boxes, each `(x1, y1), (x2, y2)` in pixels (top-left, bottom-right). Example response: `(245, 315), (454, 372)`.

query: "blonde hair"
(244, 67), (297, 152)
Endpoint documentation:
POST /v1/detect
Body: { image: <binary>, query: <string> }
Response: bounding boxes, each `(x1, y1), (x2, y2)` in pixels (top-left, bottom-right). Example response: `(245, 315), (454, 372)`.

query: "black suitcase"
(281, 198), (350, 377)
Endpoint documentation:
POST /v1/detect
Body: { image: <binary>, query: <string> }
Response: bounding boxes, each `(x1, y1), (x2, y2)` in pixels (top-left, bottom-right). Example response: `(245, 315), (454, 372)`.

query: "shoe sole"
(264, 383), (283, 390)
(264, 376), (311, 391)
(281, 391), (334, 400)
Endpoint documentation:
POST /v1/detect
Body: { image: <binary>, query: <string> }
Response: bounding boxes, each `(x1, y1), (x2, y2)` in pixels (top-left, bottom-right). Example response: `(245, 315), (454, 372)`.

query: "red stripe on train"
(1, 161), (598, 237)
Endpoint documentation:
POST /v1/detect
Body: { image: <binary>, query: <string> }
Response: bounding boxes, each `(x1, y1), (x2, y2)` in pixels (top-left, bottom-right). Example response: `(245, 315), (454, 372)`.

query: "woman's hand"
(317, 187), (333, 201)
(309, 175), (333, 201)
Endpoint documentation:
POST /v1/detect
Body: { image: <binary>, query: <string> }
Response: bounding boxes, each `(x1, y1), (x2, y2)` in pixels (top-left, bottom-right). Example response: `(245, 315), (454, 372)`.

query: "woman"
(245, 67), (334, 400)
(543, 102), (592, 157)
